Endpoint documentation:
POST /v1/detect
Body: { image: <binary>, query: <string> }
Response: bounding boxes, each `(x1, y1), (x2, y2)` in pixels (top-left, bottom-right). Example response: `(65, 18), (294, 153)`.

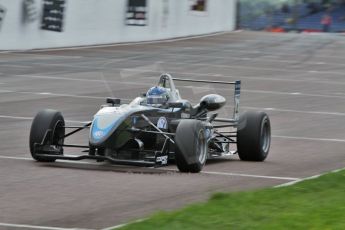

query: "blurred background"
(1, 0), (344, 51)
(238, 0), (345, 32)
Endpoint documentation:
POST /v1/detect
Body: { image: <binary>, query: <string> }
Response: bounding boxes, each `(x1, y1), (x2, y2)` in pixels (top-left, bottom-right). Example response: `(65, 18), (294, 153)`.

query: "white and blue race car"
(29, 74), (271, 173)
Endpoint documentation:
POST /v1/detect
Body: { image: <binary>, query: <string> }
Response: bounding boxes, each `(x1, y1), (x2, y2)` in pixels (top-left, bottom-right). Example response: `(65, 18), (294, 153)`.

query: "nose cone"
(89, 114), (124, 146)
(91, 117), (112, 140)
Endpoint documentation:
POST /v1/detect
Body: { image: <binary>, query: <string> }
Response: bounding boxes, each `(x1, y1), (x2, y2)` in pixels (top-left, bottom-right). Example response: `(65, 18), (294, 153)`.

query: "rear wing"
(172, 78), (241, 122)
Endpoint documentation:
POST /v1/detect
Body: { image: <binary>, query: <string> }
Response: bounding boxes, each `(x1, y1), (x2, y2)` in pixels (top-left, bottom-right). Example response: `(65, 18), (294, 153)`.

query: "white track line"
(0, 155), (299, 181)
(78, 46), (345, 68)
(0, 156), (108, 167)
(13, 74), (152, 87)
(15, 55), (345, 76)
(242, 89), (345, 99)
(155, 43), (345, 60)
(273, 135), (345, 143)
(4, 53), (83, 59)
(35, 91), (105, 100)
(0, 156), (32, 161)
(5, 31), (345, 60)
(275, 167), (344, 188)
(70, 42), (345, 66)
(0, 155), (110, 166)
(102, 218), (148, 230)
(274, 175), (320, 188)
(3, 86), (345, 117)
(202, 171), (298, 181)
(0, 89), (14, 93)
(2, 93), (345, 118)
(3, 64), (32, 68)
(0, 115), (88, 123)
(246, 107), (345, 117)
(158, 168), (299, 181)
(208, 74), (345, 86)
(9, 74), (345, 100)
(133, 68), (345, 85)
(0, 222), (93, 230)
(33, 31), (343, 59)
(0, 115), (32, 120)
(12, 69), (345, 91)
(0, 53), (83, 60)
(0, 90), (109, 100)
(15, 74), (116, 82)
(16, 67), (345, 87)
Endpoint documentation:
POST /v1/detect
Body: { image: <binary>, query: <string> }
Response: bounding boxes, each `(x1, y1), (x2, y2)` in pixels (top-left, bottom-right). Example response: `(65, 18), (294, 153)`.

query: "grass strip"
(118, 169), (345, 230)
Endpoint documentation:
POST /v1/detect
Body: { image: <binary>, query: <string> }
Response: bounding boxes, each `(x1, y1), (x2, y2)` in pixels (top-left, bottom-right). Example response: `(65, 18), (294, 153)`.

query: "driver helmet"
(146, 86), (169, 107)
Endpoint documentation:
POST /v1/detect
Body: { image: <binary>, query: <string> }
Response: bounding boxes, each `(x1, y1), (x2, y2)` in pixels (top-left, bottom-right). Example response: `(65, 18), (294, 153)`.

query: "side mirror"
(199, 94), (226, 111)
(106, 98), (121, 105)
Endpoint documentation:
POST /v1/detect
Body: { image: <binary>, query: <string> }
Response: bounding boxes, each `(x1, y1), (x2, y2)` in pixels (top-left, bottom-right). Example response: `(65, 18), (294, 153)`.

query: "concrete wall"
(0, 0), (236, 50)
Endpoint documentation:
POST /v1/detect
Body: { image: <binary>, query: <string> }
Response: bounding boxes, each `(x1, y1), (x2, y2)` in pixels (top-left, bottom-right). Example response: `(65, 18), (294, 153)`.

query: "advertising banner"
(22, 0), (38, 23)
(126, 0), (147, 26)
(161, 0), (169, 28)
(0, 5), (6, 30)
(190, 0), (207, 12)
(41, 0), (65, 32)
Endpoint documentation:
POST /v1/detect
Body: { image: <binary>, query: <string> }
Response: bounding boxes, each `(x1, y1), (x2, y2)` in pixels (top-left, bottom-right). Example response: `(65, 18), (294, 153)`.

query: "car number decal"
(157, 117), (168, 129)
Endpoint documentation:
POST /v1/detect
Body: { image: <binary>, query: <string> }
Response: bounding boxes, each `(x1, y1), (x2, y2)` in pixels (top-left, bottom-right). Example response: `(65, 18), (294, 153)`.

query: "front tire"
(237, 111), (271, 161)
(29, 109), (65, 162)
(175, 120), (207, 173)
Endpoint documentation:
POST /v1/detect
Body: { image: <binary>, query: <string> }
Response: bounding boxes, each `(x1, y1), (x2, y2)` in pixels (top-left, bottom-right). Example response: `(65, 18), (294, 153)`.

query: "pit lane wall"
(0, 0), (236, 50)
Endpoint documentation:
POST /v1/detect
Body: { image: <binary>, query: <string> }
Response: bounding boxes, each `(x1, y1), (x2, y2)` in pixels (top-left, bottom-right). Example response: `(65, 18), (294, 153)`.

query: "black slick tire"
(29, 109), (65, 162)
(237, 111), (271, 161)
(175, 120), (207, 173)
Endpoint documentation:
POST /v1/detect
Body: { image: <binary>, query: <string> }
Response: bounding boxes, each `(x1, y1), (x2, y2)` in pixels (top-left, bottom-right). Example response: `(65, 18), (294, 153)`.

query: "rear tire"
(175, 120), (207, 173)
(237, 111), (271, 161)
(29, 109), (65, 162)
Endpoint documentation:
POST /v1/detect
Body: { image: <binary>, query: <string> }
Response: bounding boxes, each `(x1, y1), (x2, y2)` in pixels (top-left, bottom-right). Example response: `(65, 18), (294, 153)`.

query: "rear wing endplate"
(172, 78), (241, 122)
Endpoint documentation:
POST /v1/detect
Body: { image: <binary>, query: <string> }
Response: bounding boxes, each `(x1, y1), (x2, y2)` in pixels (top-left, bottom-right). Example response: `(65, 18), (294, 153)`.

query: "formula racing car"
(29, 73), (271, 173)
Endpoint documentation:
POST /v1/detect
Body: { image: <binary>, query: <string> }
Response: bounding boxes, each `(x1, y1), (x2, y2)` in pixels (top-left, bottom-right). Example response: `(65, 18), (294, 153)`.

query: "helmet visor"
(147, 96), (166, 106)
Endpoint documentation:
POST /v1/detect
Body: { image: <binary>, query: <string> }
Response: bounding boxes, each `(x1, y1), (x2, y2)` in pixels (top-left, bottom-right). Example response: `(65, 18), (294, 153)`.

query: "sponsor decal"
(131, 116), (138, 126)
(181, 112), (190, 119)
(156, 155), (168, 165)
(93, 130), (105, 139)
(157, 117), (168, 129)
(235, 80), (241, 96)
(234, 96), (240, 120)
(22, 0), (38, 23)
(41, 0), (65, 32)
(126, 0), (147, 26)
(233, 81), (241, 120)
(91, 117), (115, 141)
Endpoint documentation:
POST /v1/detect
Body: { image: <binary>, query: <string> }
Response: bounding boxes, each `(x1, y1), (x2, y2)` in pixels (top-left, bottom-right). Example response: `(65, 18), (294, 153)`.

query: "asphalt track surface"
(0, 31), (345, 229)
